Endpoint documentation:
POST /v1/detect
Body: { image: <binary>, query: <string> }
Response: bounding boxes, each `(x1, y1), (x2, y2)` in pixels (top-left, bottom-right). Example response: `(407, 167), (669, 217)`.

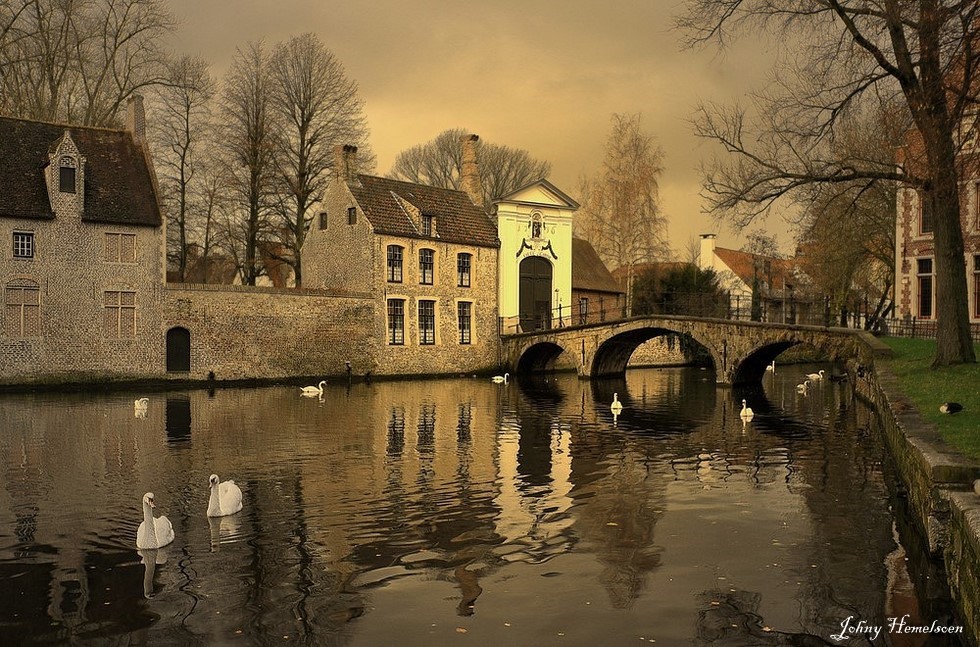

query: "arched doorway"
(166, 327), (191, 372)
(519, 256), (553, 332)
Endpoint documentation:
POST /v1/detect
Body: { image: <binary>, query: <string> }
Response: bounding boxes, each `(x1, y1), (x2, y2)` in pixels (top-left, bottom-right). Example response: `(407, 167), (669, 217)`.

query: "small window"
(4, 281), (40, 337)
(974, 255), (980, 318)
(419, 299), (435, 345)
(419, 249), (434, 285)
(458, 301), (472, 344)
(457, 253), (471, 287)
(347, 207), (357, 225)
(422, 214), (433, 236)
(105, 233), (136, 263)
(387, 245), (403, 283)
(13, 232), (34, 259)
(919, 192), (933, 234)
(318, 212), (328, 230)
(579, 297), (589, 325)
(917, 258), (933, 319)
(59, 165), (76, 193)
(104, 290), (137, 338)
(387, 299), (404, 345)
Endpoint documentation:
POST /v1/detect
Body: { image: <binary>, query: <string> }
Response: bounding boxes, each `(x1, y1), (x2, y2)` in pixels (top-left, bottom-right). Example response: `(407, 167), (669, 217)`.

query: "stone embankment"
(857, 362), (980, 644)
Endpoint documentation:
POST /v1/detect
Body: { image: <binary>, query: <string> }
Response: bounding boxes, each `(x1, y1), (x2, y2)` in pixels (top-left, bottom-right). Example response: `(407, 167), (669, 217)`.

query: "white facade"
(494, 181), (578, 333)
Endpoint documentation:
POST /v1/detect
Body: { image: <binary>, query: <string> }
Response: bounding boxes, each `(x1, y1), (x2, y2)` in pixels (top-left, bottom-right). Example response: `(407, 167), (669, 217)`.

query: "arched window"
(166, 327), (191, 372)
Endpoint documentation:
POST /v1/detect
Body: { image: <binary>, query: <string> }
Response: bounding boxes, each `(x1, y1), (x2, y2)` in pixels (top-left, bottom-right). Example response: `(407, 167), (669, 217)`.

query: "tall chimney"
(126, 95), (145, 144)
(334, 144), (358, 183)
(698, 233), (716, 271)
(460, 134), (482, 207)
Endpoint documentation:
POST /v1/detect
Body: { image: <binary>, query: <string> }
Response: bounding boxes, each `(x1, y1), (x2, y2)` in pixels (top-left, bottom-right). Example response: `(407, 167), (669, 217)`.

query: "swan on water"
(136, 492), (174, 549)
(134, 397), (149, 418)
(766, 361), (775, 374)
(300, 380), (326, 396)
(610, 393), (623, 413)
(491, 373), (509, 383)
(207, 474), (243, 517)
(740, 399), (754, 421)
(796, 380), (810, 394)
(805, 370), (825, 382)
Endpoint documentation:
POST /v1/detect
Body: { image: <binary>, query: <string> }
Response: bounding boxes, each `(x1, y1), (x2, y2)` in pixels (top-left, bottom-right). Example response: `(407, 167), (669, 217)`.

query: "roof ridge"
(0, 114), (128, 134)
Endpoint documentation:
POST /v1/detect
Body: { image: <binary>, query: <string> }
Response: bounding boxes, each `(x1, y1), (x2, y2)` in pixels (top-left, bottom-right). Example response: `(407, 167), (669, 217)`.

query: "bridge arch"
(591, 327), (718, 379)
(516, 341), (575, 374)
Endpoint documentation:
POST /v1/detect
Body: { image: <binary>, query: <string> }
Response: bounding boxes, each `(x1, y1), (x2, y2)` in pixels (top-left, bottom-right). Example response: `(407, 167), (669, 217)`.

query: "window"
(422, 214), (433, 236)
(387, 299), (404, 345)
(105, 233), (136, 263)
(347, 207), (357, 225)
(59, 160), (76, 193)
(458, 301), (472, 344)
(104, 290), (136, 338)
(457, 253), (471, 287)
(917, 258), (933, 319)
(974, 255), (980, 318)
(318, 212), (328, 230)
(919, 192), (933, 235)
(419, 299), (435, 345)
(4, 282), (40, 337)
(976, 182), (980, 230)
(579, 297), (589, 325)
(13, 232), (34, 259)
(419, 249), (434, 285)
(387, 245), (403, 282)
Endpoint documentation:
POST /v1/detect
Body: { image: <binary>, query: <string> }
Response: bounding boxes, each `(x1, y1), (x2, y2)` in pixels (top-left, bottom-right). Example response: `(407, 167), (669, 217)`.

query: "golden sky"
(166, 0), (790, 256)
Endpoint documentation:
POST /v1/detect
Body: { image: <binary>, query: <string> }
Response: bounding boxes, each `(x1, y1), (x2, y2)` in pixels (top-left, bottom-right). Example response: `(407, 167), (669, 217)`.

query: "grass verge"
(880, 337), (980, 460)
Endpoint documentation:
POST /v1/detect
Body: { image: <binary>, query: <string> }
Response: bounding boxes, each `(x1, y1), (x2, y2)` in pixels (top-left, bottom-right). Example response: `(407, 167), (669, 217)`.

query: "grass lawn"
(880, 337), (980, 460)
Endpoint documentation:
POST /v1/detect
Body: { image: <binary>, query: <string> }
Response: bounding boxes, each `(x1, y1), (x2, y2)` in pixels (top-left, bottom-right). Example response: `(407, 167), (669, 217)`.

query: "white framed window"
(419, 249), (434, 285)
(458, 301), (472, 344)
(387, 298), (405, 345)
(13, 231), (34, 259)
(419, 299), (436, 345)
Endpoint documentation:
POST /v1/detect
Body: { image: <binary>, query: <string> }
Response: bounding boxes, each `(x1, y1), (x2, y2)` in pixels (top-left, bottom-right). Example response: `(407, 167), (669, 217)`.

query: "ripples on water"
(0, 366), (962, 645)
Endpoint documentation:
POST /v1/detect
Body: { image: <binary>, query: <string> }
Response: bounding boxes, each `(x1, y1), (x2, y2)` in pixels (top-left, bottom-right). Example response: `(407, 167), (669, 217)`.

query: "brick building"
(302, 145), (501, 376)
(0, 98), (168, 384)
(571, 237), (623, 325)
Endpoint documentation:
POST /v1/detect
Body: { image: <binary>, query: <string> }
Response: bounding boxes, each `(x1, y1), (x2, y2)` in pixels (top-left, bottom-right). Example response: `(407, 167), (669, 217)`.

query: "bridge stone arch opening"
(516, 341), (569, 374)
(730, 341), (799, 385)
(591, 328), (716, 379)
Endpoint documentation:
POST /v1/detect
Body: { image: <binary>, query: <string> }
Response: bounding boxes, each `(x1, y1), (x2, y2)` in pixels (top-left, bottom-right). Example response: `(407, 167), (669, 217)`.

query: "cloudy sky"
(166, 0), (790, 256)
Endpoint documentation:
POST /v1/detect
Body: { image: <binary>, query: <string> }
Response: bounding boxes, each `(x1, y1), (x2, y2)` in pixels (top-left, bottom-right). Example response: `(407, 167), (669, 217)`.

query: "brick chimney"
(334, 144), (358, 183)
(126, 95), (145, 144)
(460, 134), (482, 207)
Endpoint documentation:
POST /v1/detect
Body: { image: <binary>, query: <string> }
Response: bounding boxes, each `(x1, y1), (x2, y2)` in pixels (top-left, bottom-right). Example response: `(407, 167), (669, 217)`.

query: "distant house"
(302, 144), (500, 376)
(570, 238), (623, 325)
(0, 98), (166, 383)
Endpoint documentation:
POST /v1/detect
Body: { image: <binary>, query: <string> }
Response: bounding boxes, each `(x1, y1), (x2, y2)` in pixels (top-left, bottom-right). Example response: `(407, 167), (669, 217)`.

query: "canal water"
(0, 366), (962, 645)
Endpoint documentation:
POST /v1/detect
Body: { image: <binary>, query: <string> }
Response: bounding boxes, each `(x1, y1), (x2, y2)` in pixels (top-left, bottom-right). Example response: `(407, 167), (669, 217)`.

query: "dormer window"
(59, 157), (76, 193)
(422, 214), (434, 236)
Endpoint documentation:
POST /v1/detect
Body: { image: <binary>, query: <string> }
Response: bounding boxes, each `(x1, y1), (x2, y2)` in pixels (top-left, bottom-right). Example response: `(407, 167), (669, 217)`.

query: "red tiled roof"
(714, 247), (796, 289)
(0, 116), (161, 226)
(572, 238), (622, 294)
(350, 174), (499, 248)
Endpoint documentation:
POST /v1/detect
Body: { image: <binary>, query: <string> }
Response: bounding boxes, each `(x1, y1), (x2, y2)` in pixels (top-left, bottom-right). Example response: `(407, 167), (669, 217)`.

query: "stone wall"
(163, 285), (376, 382)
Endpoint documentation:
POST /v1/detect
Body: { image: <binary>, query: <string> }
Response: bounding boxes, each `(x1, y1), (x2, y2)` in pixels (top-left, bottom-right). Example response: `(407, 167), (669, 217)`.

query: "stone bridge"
(500, 315), (892, 385)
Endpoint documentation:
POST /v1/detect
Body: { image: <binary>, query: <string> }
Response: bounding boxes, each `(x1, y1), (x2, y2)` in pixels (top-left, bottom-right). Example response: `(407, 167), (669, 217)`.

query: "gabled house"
(0, 98), (166, 383)
(571, 237), (623, 325)
(302, 144), (500, 376)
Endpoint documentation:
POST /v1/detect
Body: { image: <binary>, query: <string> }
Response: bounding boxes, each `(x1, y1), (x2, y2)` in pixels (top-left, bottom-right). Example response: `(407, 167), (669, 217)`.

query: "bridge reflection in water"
(0, 366), (959, 645)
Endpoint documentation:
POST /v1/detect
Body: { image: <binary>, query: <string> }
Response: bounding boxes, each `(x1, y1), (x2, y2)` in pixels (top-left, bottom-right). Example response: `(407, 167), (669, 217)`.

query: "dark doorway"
(166, 327), (191, 372)
(519, 256), (553, 332)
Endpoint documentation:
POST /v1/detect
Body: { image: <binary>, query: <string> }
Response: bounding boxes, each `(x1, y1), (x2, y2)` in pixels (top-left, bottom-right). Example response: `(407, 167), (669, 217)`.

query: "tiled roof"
(350, 175), (499, 248)
(572, 238), (622, 294)
(0, 116), (161, 226)
(610, 261), (690, 288)
(714, 247), (796, 289)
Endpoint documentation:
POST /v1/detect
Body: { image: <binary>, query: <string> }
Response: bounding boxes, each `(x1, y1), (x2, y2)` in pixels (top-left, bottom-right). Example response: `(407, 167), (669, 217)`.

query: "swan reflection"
(137, 546), (168, 599)
(209, 514), (244, 551)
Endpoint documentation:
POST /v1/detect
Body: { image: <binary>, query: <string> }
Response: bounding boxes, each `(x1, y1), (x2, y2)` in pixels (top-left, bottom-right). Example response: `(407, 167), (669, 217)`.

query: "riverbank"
(857, 339), (980, 645)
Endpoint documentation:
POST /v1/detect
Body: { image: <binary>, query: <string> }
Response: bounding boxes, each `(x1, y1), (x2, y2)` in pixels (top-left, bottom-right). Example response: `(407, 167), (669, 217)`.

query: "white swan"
(766, 360), (775, 374)
(610, 393), (623, 413)
(134, 397), (148, 419)
(805, 370), (825, 382)
(136, 492), (174, 549)
(740, 399), (754, 421)
(796, 380), (810, 394)
(491, 373), (509, 384)
(300, 380), (326, 396)
(207, 474), (243, 517)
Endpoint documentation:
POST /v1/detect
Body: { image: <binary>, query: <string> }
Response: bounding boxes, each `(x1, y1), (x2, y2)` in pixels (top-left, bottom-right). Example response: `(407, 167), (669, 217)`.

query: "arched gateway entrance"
(519, 256), (553, 332)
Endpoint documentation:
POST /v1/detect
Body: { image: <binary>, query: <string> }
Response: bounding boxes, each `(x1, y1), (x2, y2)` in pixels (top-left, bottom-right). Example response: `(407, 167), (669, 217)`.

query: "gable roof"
(349, 174), (499, 248)
(714, 247), (796, 289)
(0, 116), (161, 226)
(494, 178), (580, 209)
(571, 237), (622, 294)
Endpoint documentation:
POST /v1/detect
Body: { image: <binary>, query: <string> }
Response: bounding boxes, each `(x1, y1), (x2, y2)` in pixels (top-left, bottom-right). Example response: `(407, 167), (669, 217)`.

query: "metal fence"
(881, 317), (980, 342)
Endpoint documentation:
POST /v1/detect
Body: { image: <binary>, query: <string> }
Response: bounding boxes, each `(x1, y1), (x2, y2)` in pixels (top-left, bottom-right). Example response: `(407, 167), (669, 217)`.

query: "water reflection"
(0, 367), (961, 645)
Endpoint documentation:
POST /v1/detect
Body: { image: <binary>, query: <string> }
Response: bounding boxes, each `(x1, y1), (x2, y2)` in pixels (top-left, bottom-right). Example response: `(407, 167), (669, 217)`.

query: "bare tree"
(267, 33), (374, 287)
(389, 128), (551, 208)
(0, 0), (174, 125)
(577, 113), (670, 313)
(221, 41), (278, 286)
(150, 56), (216, 281)
(678, 0), (979, 365)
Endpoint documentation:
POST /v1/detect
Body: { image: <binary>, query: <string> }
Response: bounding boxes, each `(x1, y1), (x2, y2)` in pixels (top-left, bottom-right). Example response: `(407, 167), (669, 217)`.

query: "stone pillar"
(126, 95), (145, 144)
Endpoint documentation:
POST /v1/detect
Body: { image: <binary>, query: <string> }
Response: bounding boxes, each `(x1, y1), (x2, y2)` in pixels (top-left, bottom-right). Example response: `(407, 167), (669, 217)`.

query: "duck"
(939, 402), (963, 414)
(805, 370), (826, 382)
(300, 380), (326, 396)
(610, 393), (623, 414)
(765, 360), (776, 374)
(491, 373), (509, 384)
(136, 492), (174, 549)
(207, 474), (243, 517)
(740, 399), (754, 421)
